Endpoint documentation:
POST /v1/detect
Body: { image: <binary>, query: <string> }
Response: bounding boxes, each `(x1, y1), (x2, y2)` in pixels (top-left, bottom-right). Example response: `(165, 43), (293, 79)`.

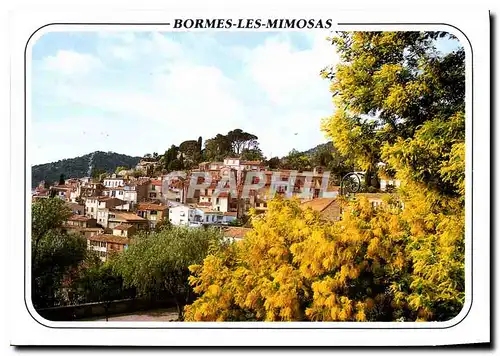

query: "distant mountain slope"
(301, 142), (335, 157)
(31, 151), (142, 187)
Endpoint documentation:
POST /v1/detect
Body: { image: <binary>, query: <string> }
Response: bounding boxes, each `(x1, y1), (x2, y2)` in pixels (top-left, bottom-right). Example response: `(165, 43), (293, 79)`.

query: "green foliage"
(115, 166), (129, 175)
(204, 134), (233, 162)
(241, 147), (265, 161)
(32, 198), (72, 243)
(266, 157), (281, 170)
(179, 140), (202, 168)
(112, 227), (225, 319)
(228, 218), (244, 227)
(281, 149), (312, 171)
(69, 261), (131, 305)
(227, 129), (258, 155)
(132, 169), (146, 178)
(32, 229), (87, 308)
(204, 129), (260, 161)
(321, 31), (464, 187)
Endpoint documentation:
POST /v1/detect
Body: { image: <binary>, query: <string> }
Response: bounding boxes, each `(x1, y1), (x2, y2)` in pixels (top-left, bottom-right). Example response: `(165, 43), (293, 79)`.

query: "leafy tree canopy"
(112, 227), (226, 319)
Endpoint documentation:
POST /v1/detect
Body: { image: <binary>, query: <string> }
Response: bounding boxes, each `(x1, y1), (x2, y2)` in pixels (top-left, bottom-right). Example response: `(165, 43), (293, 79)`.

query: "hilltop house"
(136, 202), (168, 229)
(107, 211), (148, 230)
(87, 234), (130, 262)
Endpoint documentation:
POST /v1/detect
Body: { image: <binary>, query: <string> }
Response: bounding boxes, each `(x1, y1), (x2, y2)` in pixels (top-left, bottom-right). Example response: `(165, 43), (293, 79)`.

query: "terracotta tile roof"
(242, 160), (263, 165)
(214, 192), (229, 198)
(137, 203), (168, 211)
(66, 202), (84, 211)
(223, 227), (252, 239)
(151, 179), (162, 186)
(197, 202), (212, 207)
(68, 215), (94, 222)
(113, 223), (134, 231)
(109, 211), (147, 222)
(223, 212), (237, 217)
(88, 234), (130, 245)
(300, 198), (337, 212)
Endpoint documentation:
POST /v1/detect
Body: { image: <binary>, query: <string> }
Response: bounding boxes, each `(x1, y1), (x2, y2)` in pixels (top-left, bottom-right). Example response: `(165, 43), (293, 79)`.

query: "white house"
(84, 197), (99, 219)
(169, 205), (197, 226)
(103, 177), (125, 188)
(212, 192), (229, 212)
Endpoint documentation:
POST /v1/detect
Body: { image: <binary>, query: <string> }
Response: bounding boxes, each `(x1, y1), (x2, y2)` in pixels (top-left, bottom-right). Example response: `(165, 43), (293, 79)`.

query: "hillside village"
(28, 31), (466, 324)
(32, 154), (400, 262)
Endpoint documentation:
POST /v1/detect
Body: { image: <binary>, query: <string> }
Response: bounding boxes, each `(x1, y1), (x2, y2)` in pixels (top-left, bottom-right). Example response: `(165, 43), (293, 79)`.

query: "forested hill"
(31, 151), (141, 187)
(301, 142), (335, 157)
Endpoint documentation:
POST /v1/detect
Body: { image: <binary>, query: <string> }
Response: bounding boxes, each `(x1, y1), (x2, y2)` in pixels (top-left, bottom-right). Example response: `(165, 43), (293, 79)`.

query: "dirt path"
(87, 307), (179, 321)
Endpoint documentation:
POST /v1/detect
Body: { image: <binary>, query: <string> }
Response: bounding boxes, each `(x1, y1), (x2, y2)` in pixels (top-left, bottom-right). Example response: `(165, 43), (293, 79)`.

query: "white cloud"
(42, 50), (103, 76)
(242, 33), (337, 108)
(33, 32), (339, 164)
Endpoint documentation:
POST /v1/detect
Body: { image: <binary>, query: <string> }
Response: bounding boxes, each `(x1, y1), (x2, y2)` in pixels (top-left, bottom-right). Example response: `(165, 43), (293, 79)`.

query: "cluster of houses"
(32, 157), (397, 261)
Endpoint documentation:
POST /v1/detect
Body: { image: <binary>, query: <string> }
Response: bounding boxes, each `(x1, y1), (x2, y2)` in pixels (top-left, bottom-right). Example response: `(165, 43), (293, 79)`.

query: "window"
(150, 210), (157, 215)
(180, 212), (185, 217)
(151, 185), (156, 191)
(119, 191), (123, 195)
(216, 198), (220, 204)
(91, 207), (94, 212)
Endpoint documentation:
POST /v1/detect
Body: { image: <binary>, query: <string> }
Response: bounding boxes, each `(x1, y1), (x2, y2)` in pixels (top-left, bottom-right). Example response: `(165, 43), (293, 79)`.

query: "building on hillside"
(112, 223), (137, 238)
(103, 186), (124, 199)
(96, 197), (129, 227)
(84, 197), (99, 219)
(50, 185), (72, 201)
(62, 224), (104, 239)
(107, 211), (148, 230)
(64, 215), (98, 229)
(136, 202), (168, 229)
(87, 234), (130, 261)
(66, 202), (84, 215)
(168, 205), (198, 226)
(103, 177), (125, 188)
(80, 182), (104, 198)
(147, 179), (163, 201)
(163, 178), (183, 202)
(300, 198), (341, 222)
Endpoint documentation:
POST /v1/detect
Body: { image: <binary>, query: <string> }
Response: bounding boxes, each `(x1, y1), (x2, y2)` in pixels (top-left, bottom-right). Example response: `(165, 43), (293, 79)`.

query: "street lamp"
(340, 172), (362, 197)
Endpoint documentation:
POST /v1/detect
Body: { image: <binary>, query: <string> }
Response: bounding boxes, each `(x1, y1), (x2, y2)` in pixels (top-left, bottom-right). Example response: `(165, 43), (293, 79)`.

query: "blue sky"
(30, 31), (461, 165)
